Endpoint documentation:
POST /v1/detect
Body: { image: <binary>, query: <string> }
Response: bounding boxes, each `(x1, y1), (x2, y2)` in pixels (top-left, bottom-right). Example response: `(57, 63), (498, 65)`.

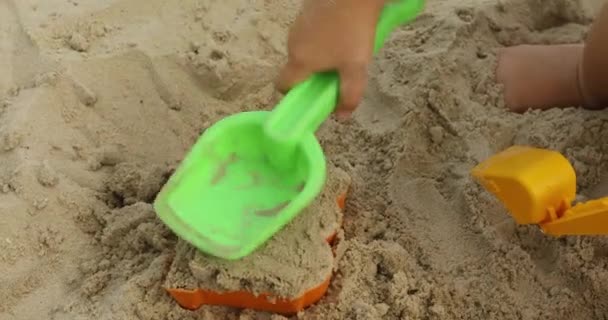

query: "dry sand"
(2, 0), (608, 319)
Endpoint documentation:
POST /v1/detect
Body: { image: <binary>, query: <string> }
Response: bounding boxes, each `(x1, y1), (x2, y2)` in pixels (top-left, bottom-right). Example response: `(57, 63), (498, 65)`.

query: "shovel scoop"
(154, 0), (425, 260)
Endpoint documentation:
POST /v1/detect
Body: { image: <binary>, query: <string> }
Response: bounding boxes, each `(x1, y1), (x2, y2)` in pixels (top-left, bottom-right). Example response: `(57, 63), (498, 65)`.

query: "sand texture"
(3, 0), (608, 319)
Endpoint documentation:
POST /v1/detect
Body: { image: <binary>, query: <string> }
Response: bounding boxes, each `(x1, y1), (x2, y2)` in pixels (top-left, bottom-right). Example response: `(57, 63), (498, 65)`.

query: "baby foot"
(496, 44), (586, 113)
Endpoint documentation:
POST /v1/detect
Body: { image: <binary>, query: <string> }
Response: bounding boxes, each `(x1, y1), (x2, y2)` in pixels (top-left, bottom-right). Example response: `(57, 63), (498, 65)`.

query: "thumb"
(275, 60), (313, 94)
(336, 63), (368, 118)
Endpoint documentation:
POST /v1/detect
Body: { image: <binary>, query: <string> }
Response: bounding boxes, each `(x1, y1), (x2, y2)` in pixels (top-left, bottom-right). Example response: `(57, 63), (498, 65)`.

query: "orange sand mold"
(167, 275), (332, 315)
(165, 192), (347, 315)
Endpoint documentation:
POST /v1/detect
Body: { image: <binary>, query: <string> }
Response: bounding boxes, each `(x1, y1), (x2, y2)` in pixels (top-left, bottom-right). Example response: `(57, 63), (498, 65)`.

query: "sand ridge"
(3, 0), (608, 319)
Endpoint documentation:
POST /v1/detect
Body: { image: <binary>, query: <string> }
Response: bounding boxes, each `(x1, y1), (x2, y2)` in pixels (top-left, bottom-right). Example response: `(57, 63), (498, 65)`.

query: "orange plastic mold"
(165, 192), (347, 315)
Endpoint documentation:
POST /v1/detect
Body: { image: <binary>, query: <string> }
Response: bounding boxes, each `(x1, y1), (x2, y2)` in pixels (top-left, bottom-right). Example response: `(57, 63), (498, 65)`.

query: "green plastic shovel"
(153, 0), (424, 260)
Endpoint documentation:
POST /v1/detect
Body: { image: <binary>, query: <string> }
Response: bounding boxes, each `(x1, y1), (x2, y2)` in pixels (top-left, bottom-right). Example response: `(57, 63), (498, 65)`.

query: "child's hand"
(276, 0), (385, 119)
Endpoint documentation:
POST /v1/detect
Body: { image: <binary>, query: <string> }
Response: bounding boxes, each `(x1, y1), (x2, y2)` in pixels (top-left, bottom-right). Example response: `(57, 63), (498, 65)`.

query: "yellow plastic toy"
(471, 145), (608, 235)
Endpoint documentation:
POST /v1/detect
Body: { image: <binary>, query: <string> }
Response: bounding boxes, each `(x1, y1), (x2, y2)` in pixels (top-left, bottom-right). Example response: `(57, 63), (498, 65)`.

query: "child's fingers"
(275, 59), (368, 121)
(275, 60), (313, 94)
(336, 63), (368, 118)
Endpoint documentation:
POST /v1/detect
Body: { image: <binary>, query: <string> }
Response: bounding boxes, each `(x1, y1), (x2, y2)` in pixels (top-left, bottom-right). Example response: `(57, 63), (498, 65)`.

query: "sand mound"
(166, 165), (350, 301)
(3, 0), (608, 319)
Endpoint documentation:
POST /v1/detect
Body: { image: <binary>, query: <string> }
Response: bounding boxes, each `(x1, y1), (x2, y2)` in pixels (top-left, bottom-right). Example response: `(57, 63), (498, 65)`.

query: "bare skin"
(275, 0), (386, 120)
(497, 3), (608, 112)
(496, 44), (584, 112)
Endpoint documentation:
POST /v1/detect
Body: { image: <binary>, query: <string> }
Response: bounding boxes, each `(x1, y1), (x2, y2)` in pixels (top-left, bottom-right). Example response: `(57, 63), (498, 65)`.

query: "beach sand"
(2, 0), (608, 319)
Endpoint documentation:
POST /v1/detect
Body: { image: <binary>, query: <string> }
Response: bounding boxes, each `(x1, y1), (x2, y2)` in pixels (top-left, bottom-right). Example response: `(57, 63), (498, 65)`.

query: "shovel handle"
(264, 0), (425, 144)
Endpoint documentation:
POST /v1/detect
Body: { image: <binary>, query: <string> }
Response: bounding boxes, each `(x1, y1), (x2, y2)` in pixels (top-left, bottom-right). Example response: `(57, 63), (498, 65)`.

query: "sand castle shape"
(164, 165), (351, 314)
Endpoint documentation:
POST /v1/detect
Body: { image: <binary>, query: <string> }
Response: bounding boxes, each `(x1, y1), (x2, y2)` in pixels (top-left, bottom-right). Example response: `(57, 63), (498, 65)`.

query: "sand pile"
(165, 165), (350, 313)
(3, 0), (608, 319)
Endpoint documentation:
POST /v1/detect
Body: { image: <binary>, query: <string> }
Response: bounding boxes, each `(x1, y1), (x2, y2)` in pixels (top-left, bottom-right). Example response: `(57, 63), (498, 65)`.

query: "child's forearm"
(307, 0), (386, 9)
(580, 3), (608, 107)
(302, 0), (385, 21)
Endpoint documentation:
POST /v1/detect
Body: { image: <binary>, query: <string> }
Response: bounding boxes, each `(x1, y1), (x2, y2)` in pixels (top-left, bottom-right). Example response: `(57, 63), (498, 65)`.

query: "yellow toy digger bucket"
(471, 146), (576, 225)
(472, 145), (608, 235)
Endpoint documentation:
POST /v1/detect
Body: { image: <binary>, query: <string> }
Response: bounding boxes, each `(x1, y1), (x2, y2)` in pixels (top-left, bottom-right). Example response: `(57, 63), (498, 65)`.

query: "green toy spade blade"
(153, 0), (425, 260)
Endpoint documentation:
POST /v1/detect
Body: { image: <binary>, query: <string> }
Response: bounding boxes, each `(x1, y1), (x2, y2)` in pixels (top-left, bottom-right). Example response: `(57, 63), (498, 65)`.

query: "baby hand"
(276, 0), (385, 119)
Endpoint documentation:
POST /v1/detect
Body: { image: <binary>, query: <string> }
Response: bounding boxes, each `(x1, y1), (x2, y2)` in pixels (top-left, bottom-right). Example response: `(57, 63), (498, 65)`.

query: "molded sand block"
(164, 165), (351, 315)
